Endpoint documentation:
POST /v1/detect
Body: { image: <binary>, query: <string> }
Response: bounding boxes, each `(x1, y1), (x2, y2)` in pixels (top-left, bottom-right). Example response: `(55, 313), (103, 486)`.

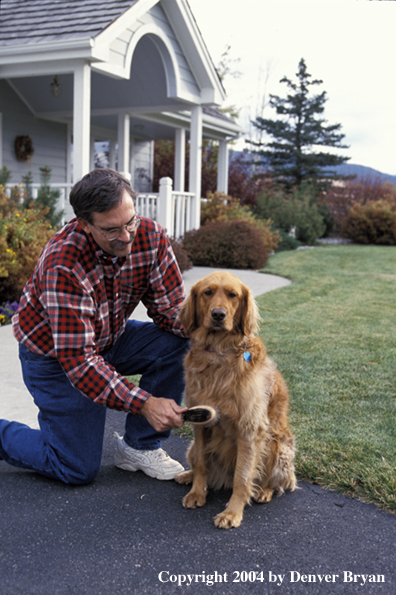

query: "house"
(0, 0), (242, 234)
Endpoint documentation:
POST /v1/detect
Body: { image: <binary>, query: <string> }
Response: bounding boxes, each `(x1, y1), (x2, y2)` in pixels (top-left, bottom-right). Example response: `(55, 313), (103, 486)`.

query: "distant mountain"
(230, 151), (396, 186)
(333, 163), (396, 186)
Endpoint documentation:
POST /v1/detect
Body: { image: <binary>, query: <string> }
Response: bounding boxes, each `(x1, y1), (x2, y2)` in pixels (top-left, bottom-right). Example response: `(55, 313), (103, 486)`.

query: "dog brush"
(181, 405), (218, 426)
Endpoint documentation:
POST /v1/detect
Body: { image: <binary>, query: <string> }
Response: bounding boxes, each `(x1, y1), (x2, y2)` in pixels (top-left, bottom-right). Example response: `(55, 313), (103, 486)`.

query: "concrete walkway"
(1, 267), (396, 595)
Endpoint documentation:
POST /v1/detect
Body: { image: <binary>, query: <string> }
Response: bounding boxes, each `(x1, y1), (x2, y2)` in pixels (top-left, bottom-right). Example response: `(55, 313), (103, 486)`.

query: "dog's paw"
(253, 487), (274, 504)
(175, 470), (193, 485)
(214, 510), (243, 529)
(182, 489), (207, 509)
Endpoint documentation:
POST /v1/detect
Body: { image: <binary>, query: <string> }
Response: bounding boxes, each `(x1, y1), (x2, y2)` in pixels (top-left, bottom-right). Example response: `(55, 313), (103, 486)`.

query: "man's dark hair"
(69, 168), (138, 224)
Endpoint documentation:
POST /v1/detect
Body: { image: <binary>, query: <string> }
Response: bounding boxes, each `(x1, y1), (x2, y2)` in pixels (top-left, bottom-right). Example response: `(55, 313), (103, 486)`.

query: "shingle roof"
(0, 0), (139, 47)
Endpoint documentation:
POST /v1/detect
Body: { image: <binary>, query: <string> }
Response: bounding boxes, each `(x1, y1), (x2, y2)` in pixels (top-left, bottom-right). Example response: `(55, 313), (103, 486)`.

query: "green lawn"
(258, 245), (396, 512)
(129, 245), (396, 512)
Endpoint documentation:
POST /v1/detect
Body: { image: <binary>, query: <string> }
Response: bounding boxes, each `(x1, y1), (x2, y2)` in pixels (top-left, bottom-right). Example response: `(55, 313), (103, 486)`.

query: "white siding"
(108, 4), (201, 101)
(147, 4), (200, 94)
(0, 80), (68, 184)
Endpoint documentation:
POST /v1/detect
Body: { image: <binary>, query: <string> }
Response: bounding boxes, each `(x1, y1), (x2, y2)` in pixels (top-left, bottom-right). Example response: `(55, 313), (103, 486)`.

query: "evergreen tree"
(35, 166), (63, 228)
(251, 58), (349, 189)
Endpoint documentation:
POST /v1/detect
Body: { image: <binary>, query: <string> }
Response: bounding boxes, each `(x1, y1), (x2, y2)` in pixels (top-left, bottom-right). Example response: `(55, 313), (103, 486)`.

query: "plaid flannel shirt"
(13, 217), (187, 415)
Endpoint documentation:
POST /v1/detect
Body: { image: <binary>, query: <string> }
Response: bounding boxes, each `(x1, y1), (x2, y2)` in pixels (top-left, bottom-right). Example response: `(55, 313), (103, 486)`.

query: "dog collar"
(204, 342), (251, 361)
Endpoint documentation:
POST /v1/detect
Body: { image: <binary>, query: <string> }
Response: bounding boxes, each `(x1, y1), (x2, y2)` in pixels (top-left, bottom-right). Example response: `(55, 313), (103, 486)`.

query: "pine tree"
(35, 166), (63, 228)
(251, 58), (349, 189)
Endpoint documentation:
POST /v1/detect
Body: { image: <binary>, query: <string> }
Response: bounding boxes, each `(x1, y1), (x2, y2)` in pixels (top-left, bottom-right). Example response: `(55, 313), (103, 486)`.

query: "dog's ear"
(240, 285), (260, 336)
(178, 284), (198, 333)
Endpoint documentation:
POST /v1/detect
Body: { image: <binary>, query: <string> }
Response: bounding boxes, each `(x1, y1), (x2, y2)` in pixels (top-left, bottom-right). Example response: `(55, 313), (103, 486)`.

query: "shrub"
(201, 191), (279, 253)
(35, 166), (63, 228)
(275, 229), (302, 252)
(227, 151), (272, 208)
(341, 199), (396, 245)
(323, 176), (396, 234)
(0, 185), (56, 303)
(256, 182), (326, 245)
(169, 237), (193, 273)
(182, 220), (269, 269)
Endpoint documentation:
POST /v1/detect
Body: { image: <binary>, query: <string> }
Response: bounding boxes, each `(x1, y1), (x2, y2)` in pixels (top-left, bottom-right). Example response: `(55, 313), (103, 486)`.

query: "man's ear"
(77, 218), (91, 234)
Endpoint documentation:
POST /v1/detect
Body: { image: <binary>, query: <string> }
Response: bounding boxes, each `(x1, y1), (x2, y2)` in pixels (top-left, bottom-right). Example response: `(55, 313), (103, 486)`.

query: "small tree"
(251, 58), (349, 189)
(227, 151), (273, 209)
(35, 166), (63, 228)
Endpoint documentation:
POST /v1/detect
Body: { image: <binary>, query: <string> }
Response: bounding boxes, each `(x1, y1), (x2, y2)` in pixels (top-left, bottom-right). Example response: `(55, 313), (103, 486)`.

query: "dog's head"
(179, 271), (259, 336)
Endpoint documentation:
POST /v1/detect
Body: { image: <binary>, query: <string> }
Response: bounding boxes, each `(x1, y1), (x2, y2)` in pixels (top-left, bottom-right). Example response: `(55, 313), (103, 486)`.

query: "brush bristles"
(182, 406), (218, 426)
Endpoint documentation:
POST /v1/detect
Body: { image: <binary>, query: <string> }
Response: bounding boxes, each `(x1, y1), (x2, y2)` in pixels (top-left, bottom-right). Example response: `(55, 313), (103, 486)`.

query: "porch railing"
(5, 177), (199, 238)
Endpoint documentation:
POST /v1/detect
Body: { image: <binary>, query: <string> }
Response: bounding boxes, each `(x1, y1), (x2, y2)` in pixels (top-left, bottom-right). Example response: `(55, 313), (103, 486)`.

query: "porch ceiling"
(8, 36), (184, 120)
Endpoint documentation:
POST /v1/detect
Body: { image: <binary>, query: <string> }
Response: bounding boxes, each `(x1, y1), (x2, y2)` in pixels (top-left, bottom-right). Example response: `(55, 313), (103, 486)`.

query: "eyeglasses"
(93, 214), (141, 241)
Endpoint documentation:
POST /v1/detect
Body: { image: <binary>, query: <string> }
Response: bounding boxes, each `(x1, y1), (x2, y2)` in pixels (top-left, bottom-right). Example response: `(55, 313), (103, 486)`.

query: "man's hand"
(140, 396), (188, 432)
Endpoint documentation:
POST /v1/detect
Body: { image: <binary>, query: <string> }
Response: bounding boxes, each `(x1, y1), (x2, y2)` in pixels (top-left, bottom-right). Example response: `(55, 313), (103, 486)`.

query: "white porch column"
(174, 128), (186, 192)
(109, 140), (116, 170)
(188, 105), (202, 230)
(118, 113), (131, 180)
(157, 177), (173, 235)
(73, 62), (91, 182)
(217, 140), (229, 194)
(129, 136), (135, 188)
(66, 121), (72, 183)
(90, 137), (95, 171)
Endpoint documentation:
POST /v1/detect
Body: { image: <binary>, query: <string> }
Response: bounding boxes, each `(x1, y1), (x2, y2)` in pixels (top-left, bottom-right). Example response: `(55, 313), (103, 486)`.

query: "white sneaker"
(114, 433), (184, 480)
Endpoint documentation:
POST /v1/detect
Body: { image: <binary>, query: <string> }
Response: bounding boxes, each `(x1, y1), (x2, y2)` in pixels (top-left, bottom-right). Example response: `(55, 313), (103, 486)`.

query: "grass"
(258, 245), (396, 512)
(129, 245), (396, 512)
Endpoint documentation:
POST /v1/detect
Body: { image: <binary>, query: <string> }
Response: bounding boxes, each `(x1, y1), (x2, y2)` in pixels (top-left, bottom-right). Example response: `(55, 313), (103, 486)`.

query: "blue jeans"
(0, 320), (188, 485)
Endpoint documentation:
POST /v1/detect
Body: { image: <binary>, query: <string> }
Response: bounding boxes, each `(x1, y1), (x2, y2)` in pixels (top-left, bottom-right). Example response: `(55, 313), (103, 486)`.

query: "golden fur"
(175, 271), (296, 529)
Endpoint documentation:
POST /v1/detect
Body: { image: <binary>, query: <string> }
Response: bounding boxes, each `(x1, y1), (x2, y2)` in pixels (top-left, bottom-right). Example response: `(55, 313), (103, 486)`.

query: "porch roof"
(0, 0), (243, 146)
(0, 0), (139, 47)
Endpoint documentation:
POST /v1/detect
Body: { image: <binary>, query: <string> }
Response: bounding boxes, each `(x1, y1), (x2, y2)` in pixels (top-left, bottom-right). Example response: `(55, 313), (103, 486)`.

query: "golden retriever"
(175, 271), (296, 529)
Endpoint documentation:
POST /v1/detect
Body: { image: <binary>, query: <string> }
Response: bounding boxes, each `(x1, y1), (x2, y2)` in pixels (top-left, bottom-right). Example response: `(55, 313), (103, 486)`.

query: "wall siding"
(0, 80), (68, 184)
(108, 4), (200, 100)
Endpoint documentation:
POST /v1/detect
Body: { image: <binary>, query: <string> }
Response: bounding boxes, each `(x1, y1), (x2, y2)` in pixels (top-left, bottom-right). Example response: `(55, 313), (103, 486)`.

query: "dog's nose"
(211, 308), (226, 322)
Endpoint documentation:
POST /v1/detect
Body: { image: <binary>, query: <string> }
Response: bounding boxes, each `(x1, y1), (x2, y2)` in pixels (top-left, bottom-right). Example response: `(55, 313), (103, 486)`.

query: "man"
(1, 168), (189, 484)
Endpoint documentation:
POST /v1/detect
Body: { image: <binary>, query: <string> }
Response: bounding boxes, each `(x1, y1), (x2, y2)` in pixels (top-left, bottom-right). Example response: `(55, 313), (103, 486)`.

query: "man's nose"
(118, 226), (133, 241)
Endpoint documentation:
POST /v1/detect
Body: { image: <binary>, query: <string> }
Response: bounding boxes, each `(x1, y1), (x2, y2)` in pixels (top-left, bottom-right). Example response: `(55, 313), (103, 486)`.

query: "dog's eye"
(228, 291), (237, 298)
(203, 289), (213, 296)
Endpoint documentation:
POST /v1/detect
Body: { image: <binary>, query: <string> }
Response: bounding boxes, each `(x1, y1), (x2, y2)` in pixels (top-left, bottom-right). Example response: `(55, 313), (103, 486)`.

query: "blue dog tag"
(243, 351), (251, 362)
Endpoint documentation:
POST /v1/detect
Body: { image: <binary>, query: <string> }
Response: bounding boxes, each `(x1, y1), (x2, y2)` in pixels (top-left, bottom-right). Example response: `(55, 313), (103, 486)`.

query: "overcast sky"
(188, 0), (396, 175)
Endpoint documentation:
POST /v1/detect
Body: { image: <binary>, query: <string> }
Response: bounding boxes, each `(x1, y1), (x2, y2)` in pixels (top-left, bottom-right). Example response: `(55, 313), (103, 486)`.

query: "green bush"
(0, 184), (55, 303)
(341, 199), (396, 245)
(275, 229), (302, 252)
(35, 166), (63, 228)
(256, 182), (327, 244)
(182, 219), (269, 269)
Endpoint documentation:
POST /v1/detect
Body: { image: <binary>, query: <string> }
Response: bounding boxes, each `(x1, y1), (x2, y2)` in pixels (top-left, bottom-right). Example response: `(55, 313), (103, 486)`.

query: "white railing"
(136, 192), (158, 222)
(139, 177), (197, 238)
(5, 177), (199, 237)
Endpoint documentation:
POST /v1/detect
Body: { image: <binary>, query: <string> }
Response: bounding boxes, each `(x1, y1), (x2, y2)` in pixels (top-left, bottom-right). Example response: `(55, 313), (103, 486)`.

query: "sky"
(188, 0), (396, 175)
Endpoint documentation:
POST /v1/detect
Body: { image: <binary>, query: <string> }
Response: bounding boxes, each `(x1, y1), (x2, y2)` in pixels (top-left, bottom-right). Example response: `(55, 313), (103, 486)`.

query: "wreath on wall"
(15, 135), (35, 162)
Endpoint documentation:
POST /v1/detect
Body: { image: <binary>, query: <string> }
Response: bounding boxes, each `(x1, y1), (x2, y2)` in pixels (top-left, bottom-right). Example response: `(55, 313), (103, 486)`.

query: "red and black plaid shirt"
(13, 217), (186, 415)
